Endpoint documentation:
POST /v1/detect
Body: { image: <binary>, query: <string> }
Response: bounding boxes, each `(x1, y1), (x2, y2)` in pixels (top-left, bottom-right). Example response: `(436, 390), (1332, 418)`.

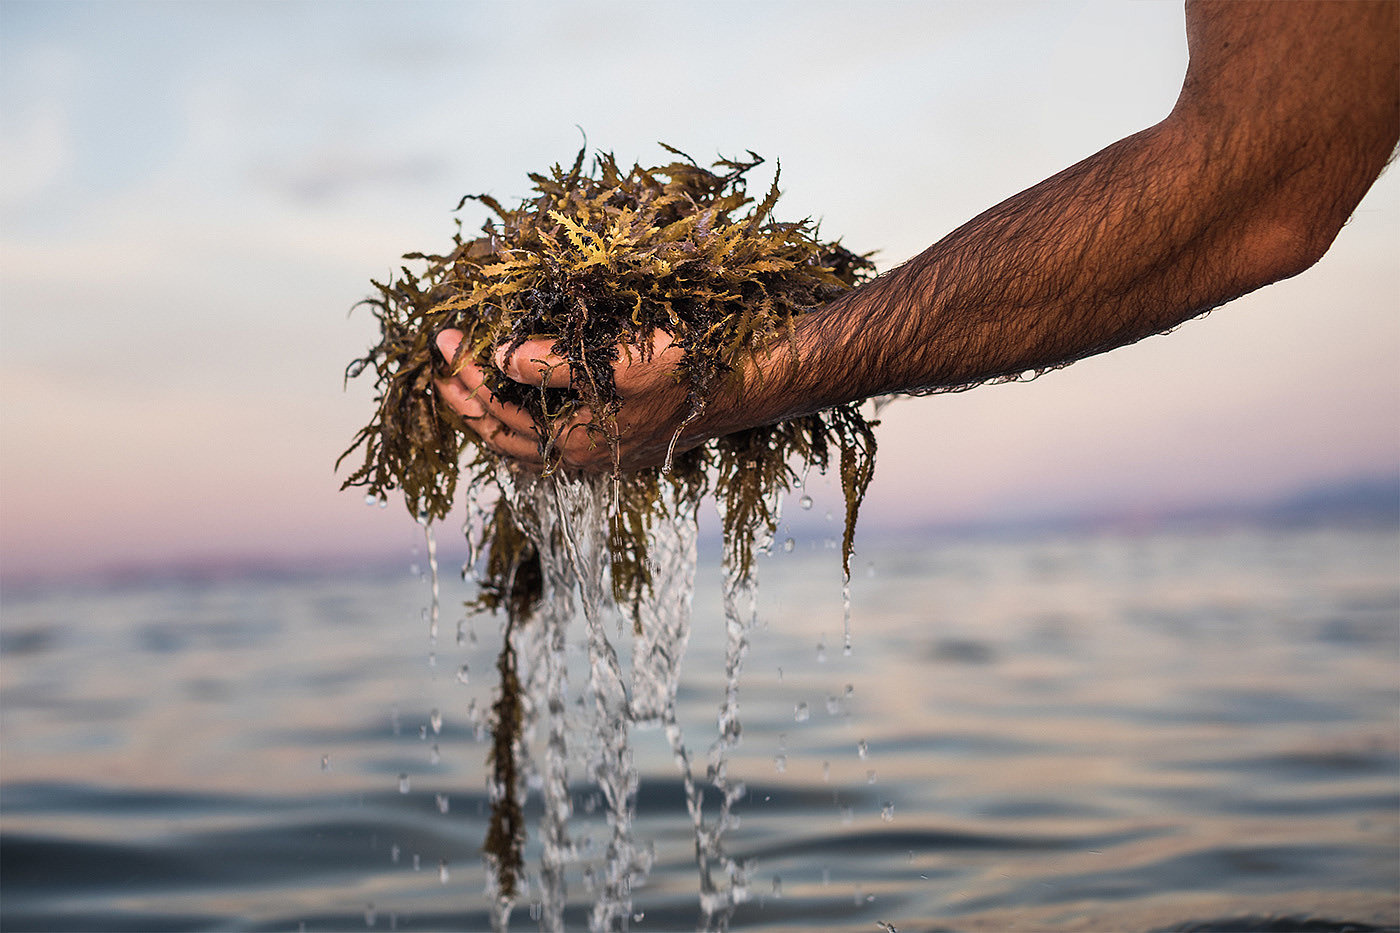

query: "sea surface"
(2, 522), (1397, 932)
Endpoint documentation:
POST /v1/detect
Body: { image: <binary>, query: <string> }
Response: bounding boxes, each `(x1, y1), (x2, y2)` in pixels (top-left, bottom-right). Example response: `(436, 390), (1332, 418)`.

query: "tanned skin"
(434, 1), (1399, 471)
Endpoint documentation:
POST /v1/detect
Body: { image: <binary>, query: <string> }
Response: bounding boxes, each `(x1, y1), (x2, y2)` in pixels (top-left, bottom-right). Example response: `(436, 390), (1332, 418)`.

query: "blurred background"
(2, 0), (1395, 584)
(3, 4), (1397, 931)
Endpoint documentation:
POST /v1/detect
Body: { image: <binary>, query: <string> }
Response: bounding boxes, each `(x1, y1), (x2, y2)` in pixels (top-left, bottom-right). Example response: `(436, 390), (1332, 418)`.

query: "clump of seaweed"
(338, 144), (879, 896)
(340, 144), (877, 600)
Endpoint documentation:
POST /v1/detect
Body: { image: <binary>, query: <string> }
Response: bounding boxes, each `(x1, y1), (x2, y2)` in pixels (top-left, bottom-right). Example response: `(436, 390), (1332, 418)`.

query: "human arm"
(439, 0), (1399, 470)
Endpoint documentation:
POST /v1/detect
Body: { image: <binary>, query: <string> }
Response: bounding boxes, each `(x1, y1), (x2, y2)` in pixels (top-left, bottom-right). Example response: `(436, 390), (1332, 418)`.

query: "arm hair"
(715, 0), (1399, 432)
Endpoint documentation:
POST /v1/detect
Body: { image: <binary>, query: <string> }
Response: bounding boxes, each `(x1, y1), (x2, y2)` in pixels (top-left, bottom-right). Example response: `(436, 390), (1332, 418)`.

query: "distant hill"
(1169, 474), (1399, 530)
(859, 472), (1400, 544)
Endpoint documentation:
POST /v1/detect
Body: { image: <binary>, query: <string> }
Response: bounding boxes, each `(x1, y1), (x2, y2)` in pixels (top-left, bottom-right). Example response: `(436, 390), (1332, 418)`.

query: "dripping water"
(446, 470), (811, 931)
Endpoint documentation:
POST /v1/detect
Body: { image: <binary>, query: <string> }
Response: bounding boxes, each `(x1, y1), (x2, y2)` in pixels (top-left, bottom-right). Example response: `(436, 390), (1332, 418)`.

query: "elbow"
(1233, 213), (1335, 290)
(1228, 139), (1397, 291)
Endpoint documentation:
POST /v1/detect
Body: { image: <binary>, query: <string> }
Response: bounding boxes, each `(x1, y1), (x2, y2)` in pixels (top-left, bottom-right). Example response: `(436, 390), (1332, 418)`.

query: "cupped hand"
(433, 328), (698, 472)
(432, 330), (542, 464)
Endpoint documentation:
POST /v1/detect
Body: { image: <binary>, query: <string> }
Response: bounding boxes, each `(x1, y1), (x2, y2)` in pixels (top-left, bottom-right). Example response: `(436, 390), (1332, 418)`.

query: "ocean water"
(2, 523), (1397, 932)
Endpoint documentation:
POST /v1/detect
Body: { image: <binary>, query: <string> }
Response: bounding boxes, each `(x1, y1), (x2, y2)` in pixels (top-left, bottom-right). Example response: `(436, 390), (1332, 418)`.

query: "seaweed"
(339, 144), (878, 598)
(338, 145), (880, 894)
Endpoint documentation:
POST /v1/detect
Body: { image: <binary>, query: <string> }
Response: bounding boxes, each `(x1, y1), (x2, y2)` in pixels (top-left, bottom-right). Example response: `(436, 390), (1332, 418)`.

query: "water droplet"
(881, 802), (895, 822)
(772, 875), (783, 898)
(378, 497), (387, 509)
(429, 744), (441, 765)
(390, 706), (401, 736)
(816, 641), (827, 663)
(438, 858), (449, 884)
(840, 806), (854, 824)
(776, 666), (783, 682)
(365, 903), (377, 928)
(412, 853), (420, 871)
(390, 844), (400, 864)
(824, 509), (833, 522)
(843, 633), (853, 657)
(436, 792), (449, 814)
(799, 494), (813, 510)
(867, 769), (878, 784)
(822, 867), (831, 886)
(774, 753), (786, 773)
(426, 651), (436, 669)
(456, 664), (470, 684)
(794, 702), (810, 722)
(430, 708), (443, 734)
(397, 773), (410, 794)
(782, 537), (795, 552)
(857, 739), (869, 759)
(632, 912), (645, 923)
(866, 561), (876, 578)
(822, 761), (831, 782)
(418, 725), (427, 740)
(416, 510), (430, 526)
(320, 754), (330, 772)
(364, 493), (378, 507)
(826, 694), (841, 715)
(844, 684), (855, 698)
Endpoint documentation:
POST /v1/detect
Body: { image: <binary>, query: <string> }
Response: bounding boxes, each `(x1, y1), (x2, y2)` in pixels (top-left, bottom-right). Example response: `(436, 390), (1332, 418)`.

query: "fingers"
(481, 330), (682, 397)
(434, 355), (538, 431)
(434, 330), (544, 463)
(433, 327), (685, 472)
(494, 338), (574, 389)
(612, 330), (683, 394)
(493, 331), (681, 394)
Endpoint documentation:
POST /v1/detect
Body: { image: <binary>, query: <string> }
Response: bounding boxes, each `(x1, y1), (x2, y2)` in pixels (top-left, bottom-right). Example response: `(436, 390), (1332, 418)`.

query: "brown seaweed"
(338, 145), (881, 894)
(339, 145), (878, 601)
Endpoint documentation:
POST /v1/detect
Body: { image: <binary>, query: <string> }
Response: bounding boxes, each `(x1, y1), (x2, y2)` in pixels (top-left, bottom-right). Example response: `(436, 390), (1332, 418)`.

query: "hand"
(432, 330), (543, 464)
(434, 328), (697, 472)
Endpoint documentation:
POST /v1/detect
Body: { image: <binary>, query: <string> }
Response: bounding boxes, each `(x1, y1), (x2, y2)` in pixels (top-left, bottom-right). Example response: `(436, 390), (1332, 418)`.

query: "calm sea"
(2, 522), (1397, 932)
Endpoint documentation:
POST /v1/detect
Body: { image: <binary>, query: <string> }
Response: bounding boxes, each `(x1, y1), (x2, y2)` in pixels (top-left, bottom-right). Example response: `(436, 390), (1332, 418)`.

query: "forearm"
(462, 2), (1396, 473)
(721, 0), (1398, 431)
(753, 120), (1285, 418)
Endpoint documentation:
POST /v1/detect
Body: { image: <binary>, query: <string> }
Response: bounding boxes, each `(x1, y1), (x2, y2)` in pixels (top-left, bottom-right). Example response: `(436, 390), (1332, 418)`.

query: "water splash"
(454, 470), (793, 931)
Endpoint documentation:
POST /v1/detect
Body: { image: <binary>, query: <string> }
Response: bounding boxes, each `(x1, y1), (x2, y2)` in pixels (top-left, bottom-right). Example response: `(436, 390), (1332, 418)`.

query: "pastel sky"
(1, 1), (1396, 581)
